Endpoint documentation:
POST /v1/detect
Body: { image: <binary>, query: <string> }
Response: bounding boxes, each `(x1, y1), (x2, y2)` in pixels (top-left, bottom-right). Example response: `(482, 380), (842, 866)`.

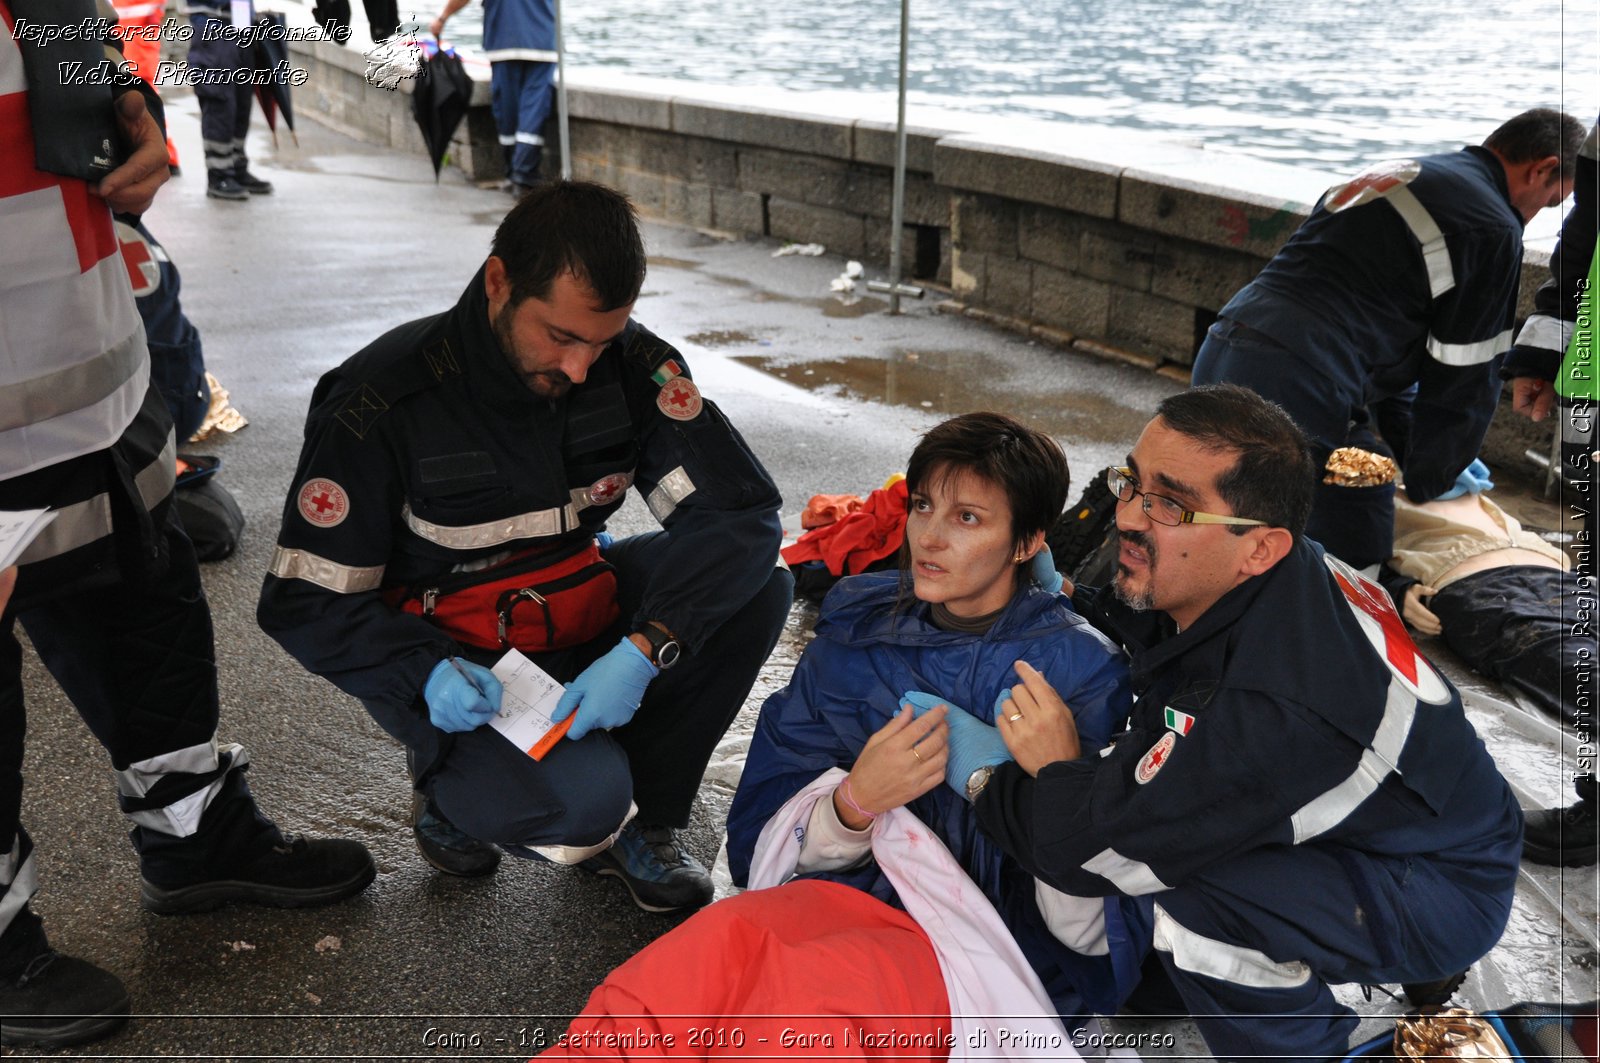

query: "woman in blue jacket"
(542, 413), (1137, 1057)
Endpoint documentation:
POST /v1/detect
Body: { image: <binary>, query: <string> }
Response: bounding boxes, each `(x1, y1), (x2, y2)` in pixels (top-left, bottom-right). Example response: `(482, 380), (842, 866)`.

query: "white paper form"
(488, 649), (572, 760)
(0, 509), (56, 570)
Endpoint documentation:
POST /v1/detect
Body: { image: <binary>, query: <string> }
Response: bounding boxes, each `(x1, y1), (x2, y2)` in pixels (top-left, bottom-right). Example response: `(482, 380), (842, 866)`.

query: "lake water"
(415, 0), (1595, 172)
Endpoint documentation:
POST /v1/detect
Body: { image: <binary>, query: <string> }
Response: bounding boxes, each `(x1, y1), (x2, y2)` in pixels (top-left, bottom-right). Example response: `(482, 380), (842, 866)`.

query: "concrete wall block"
(660, 177), (716, 229)
(1149, 237), (1260, 311)
(673, 136), (740, 189)
(951, 248), (985, 299)
(614, 169), (670, 218)
(1121, 173), (1308, 258)
(985, 255), (1033, 318)
(1079, 225), (1158, 291)
(853, 119), (954, 172)
(735, 150), (893, 217)
(900, 174), (949, 228)
(711, 187), (766, 235)
(1107, 288), (1198, 362)
(1031, 264), (1111, 338)
(935, 138), (1119, 218)
(672, 100), (852, 160)
(767, 197), (866, 255)
(1016, 204), (1083, 272)
(952, 194), (1018, 256)
(567, 86), (673, 131)
(862, 222), (944, 280)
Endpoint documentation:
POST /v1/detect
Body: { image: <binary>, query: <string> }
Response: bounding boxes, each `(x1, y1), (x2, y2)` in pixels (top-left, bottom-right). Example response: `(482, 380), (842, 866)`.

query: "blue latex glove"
(903, 689), (1015, 798)
(424, 657), (503, 733)
(1435, 459), (1494, 501)
(595, 531), (615, 552)
(1030, 544), (1064, 595)
(551, 637), (657, 741)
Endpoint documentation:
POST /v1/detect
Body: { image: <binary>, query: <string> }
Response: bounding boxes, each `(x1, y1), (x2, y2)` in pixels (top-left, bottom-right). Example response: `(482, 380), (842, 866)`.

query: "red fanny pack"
(389, 538), (619, 653)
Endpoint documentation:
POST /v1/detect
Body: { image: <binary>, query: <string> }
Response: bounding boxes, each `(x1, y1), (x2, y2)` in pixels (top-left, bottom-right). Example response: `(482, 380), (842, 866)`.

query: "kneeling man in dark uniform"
(258, 182), (792, 912)
(938, 385), (1520, 1061)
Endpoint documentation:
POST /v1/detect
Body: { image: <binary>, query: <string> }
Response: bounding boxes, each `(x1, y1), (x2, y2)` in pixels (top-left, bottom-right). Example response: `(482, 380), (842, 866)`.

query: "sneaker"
(413, 793), (501, 878)
(140, 835), (375, 915)
(1523, 798), (1599, 867)
(205, 171), (249, 200)
(579, 822), (712, 913)
(0, 952), (129, 1049)
(232, 167), (274, 195)
(1401, 969), (1468, 1007)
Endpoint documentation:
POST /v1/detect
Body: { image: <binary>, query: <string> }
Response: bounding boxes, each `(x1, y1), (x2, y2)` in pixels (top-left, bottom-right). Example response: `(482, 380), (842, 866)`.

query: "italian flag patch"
(1163, 706), (1195, 736)
(650, 359), (684, 386)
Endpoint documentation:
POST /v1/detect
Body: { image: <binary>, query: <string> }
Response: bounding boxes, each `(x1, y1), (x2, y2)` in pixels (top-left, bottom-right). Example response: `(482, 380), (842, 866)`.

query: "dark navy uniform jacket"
(257, 268), (781, 733)
(482, 0), (556, 59)
(1220, 146), (1525, 503)
(976, 538), (1521, 914)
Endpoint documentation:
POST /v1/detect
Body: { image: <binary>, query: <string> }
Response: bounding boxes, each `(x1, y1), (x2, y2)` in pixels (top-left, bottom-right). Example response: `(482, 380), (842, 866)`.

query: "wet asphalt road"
(14, 95), (1180, 1060)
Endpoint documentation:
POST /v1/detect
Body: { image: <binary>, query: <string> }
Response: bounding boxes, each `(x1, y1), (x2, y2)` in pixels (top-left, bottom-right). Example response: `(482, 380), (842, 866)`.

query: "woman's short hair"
(905, 411), (1070, 552)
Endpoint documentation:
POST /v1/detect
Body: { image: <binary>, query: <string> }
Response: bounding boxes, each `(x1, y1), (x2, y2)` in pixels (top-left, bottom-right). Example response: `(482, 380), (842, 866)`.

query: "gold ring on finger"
(1008, 712), (1024, 723)
(912, 746), (923, 761)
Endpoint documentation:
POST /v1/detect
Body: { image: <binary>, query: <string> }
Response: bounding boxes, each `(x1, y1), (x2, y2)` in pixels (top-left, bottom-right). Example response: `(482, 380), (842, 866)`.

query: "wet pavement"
(13, 90), (1596, 1060)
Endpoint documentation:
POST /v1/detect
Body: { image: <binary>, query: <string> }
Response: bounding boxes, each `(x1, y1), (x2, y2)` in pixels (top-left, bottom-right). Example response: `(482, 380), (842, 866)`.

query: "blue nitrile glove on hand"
(551, 637), (657, 741)
(1435, 459), (1494, 501)
(595, 531), (615, 552)
(1030, 545), (1064, 595)
(424, 657), (503, 733)
(903, 689), (1015, 799)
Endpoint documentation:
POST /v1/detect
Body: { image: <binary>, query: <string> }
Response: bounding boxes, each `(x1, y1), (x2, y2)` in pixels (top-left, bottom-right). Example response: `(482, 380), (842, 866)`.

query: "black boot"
(0, 906), (128, 1049)
(135, 766), (375, 915)
(1523, 786), (1598, 868)
(205, 169), (248, 201)
(232, 166), (274, 195)
(412, 792), (502, 877)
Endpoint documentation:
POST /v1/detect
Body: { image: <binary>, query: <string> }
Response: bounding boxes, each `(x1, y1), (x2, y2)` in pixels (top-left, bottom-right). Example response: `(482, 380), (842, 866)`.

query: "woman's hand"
(997, 659), (1080, 777)
(833, 704), (948, 829)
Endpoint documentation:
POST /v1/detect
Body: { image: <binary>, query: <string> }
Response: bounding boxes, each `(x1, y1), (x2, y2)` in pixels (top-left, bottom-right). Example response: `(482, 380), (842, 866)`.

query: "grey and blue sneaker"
(412, 793), (502, 878)
(579, 822), (713, 913)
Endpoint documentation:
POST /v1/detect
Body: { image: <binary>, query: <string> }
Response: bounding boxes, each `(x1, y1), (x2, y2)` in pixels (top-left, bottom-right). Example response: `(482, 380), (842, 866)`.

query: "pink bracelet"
(837, 776), (879, 822)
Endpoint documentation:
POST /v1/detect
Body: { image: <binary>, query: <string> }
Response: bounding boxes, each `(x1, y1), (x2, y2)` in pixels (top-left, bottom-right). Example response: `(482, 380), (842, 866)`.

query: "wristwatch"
(965, 764), (996, 802)
(637, 622), (683, 670)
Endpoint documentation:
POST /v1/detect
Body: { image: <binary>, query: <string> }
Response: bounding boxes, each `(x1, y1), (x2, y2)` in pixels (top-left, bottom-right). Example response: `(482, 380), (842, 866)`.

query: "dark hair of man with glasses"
(1147, 385), (1317, 537)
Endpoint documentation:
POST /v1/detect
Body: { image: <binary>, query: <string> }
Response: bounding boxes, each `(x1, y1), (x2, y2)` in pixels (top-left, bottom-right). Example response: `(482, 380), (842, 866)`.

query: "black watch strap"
(638, 622), (683, 669)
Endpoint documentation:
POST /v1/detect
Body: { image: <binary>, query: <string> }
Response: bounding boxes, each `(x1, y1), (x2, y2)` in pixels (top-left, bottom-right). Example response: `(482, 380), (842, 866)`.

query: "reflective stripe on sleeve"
(401, 500), (579, 549)
(483, 47), (558, 62)
(1082, 847), (1171, 895)
(1427, 328), (1513, 366)
(0, 842), (39, 940)
(1153, 901), (1313, 989)
(1385, 186), (1454, 299)
(17, 430), (175, 566)
(268, 546), (386, 592)
(1291, 677), (1416, 843)
(1513, 314), (1573, 355)
(645, 466), (697, 522)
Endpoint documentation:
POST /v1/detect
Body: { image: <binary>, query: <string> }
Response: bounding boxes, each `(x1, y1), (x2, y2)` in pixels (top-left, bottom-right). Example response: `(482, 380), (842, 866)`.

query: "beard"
(493, 304), (572, 399)
(1111, 530), (1157, 612)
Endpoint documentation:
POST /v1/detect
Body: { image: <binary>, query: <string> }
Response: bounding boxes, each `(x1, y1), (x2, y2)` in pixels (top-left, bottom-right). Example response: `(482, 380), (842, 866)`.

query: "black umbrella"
(411, 48), (474, 181)
(251, 12), (297, 148)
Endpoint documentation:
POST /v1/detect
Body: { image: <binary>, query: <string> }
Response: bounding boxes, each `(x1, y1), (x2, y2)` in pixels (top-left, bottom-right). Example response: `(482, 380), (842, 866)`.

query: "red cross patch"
(114, 221), (161, 298)
(1323, 158), (1421, 214)
(587, 471), (631, 506)
(297, 478), (350, 528)
(657, 377), (703, 421)
(1325, 555), (1450, 704)
(1134, 730), (1175, 785)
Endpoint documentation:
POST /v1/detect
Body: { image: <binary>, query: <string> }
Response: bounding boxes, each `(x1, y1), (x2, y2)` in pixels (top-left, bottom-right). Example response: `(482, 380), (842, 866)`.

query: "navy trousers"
(489, 59), (553, 187)
(410, 532), (792, 851)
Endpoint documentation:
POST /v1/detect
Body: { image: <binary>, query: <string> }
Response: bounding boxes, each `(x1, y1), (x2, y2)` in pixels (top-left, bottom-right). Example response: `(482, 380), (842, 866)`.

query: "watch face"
(655, 639), (682, 669)
(966, 765), (993, 800)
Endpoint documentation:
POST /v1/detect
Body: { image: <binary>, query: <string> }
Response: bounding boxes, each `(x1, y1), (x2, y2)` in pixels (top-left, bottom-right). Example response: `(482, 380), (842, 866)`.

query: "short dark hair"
(1483, 109), (1587, 181)
(1156, 385), (1315, 537)
(905, 411), (1070, 554)
(489, 181), (646, 311)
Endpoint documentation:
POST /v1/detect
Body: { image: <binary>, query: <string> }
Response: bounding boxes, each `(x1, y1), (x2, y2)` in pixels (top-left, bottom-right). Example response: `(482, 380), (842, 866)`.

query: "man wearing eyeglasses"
(944, 386), (1521, 1062)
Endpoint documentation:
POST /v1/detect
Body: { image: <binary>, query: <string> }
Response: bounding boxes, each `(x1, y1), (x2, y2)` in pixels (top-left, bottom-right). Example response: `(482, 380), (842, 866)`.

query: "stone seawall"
(287, 37), (1557, 481)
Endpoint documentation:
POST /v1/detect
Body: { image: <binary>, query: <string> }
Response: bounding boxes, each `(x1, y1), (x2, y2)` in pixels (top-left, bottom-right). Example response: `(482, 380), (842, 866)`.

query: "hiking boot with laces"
(412, 793), (502, 877)
(232, 167), (274, 194)
(140, 835), (375, 915)
(579, 822), (713, 913)
(0, 951), (129, 1048)
(1522, 796), (1598, 868)
(205, 170), (249, 200)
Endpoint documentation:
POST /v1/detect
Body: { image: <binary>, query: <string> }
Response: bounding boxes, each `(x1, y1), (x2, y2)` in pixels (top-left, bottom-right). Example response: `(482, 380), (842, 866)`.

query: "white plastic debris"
(830, 260), (864, 292)
(772, 243), (826, 258)
(228, 940), (256, 952)
(314, 935), (342, 953)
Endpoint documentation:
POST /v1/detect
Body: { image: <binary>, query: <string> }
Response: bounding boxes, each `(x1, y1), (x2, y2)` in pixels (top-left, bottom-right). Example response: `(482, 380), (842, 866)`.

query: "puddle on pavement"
(820, 295), (886, 318)
(734, 349), (1150, 444)
(647, 256), (703, 271)
(684, 329), (756, 347)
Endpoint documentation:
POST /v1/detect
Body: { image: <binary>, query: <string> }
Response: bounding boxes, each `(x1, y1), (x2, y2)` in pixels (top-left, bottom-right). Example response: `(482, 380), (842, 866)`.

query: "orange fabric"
(781, 479), (909, 577)
(800, 493), (865, 530)
(537, 880), (952, 1061)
